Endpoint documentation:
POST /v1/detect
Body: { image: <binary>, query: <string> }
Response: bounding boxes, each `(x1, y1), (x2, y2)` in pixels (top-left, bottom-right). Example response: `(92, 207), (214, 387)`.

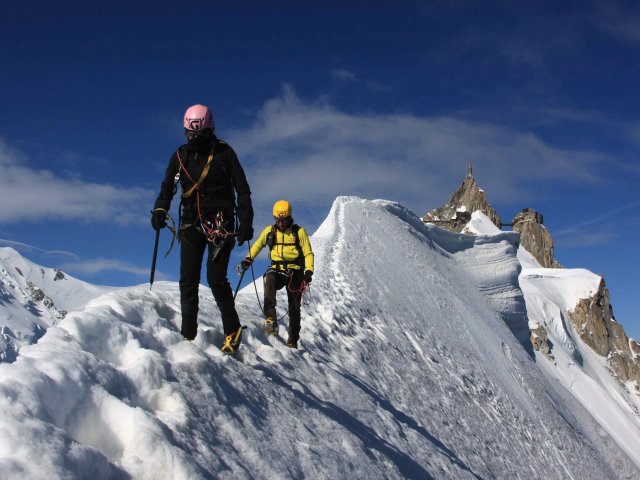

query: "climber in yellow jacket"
(238, 200), (314, 348)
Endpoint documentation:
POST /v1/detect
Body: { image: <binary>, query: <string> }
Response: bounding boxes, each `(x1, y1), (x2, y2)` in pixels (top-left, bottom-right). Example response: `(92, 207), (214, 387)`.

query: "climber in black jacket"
(151, 104), (253, 355)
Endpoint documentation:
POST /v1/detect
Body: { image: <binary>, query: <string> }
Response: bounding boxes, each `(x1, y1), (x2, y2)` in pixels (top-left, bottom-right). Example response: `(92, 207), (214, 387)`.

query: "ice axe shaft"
(149, 228), (160, 290)
(233, 268), (246, 301)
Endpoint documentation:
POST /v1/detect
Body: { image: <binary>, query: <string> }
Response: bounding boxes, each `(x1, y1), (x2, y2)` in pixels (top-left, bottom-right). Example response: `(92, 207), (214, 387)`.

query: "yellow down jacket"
(248, 224), (314, 272)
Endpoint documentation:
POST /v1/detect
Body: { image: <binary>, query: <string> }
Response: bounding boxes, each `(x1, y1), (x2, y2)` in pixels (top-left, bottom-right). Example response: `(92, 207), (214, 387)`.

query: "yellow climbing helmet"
(273, 200), (292, 219)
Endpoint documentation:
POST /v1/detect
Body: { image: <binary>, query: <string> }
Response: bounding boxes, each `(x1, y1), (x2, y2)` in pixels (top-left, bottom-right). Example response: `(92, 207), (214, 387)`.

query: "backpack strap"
(181, 143), (216, 198)
(291, 224), (303, 262)
(267, 224), (304, 269)
(266, 225), (276, 260)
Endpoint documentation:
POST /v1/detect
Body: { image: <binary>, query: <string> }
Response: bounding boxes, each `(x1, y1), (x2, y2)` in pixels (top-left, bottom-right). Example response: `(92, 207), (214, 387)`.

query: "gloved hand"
(239, 257), (252, 272)
(237, 224), (254, 246)
(303, 270), (313, 284)
(151, 209), (167, 231)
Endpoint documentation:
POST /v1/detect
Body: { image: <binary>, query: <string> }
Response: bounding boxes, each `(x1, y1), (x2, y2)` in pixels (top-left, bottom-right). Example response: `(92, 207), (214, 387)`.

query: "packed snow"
(1, 197), (639, 479)
(462, 210), (503, 236)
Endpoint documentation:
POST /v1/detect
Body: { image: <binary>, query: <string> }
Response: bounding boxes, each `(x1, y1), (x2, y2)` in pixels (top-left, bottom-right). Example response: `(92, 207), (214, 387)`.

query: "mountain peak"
(422, 169), (561, 268)
(0, 248), (107, 362)
(422, 166), (502, 231)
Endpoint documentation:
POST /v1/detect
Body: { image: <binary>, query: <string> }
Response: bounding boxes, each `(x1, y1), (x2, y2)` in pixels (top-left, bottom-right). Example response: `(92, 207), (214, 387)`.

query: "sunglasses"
(185, 129), (207, 140)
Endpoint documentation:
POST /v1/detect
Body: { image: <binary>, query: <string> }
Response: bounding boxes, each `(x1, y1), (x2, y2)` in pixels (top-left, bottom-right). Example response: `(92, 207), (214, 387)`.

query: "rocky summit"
(512, 208), (561, 268)
(422, 165), (501, 232)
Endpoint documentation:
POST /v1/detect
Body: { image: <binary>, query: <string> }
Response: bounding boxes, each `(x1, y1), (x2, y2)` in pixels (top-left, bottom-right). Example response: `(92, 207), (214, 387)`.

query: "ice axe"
(233, 240), (253, 301)
(149, 228), (160, 291)
(149, 211), (176, 291)
(233, 267), (246, 301)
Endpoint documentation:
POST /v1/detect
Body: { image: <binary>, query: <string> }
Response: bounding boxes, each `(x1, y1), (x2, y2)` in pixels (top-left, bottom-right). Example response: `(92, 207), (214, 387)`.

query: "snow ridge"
(0, 198), (638, 479)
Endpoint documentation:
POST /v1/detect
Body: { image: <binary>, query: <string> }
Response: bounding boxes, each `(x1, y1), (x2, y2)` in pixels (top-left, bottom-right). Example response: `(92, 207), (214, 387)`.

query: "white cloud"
(537, 107), (608, 125)
(60, 257), (156, 278)
(0, 238), (80, 260)
(555, 232), (617, 248)
(555, 200), (640, 235)
(331, 69), (358, 82)
(591, 1), (640, 43)
(553, 200), (640, 247)
(0, 238), (157, 280)
(0, 138), (154, 225)
(229, 85), (611, 222)
(330, 69), (391, 92)
(629, 122), (640, 149)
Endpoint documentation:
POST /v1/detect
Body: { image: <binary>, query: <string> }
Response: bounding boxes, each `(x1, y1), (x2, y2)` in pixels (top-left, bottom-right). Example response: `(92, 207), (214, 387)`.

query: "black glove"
(237, 224), (254, 246)
(239, 258), (252, 272)
(151, 209), (167, 231)
(304, 270), (313, 284)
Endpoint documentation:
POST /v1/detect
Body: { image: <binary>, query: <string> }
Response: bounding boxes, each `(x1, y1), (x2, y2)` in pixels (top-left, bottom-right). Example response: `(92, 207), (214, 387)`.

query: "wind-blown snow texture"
(1, 197), (639, 479)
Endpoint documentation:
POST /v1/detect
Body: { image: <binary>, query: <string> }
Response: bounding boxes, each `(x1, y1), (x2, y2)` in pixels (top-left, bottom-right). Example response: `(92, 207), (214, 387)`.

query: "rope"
(238, 241), (312, 324)
(175, 148), (238, 245)
(285, 273), (311, 307)
(177, 147), (214, 199)
(246, 241), (265, 315)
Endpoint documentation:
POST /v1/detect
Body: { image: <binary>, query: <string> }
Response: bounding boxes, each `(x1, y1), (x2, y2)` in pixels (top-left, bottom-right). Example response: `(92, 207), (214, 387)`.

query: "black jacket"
(154, 137), (253, 228)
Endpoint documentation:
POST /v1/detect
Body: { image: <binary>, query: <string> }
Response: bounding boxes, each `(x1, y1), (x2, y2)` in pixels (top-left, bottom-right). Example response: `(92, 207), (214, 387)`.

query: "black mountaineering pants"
(263, 269), (304, 342)
(179, 226), (241, 339)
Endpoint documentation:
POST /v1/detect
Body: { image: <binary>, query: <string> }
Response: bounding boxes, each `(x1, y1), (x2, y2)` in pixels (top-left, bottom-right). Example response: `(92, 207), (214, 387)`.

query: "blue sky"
(1, 1), (639, 338)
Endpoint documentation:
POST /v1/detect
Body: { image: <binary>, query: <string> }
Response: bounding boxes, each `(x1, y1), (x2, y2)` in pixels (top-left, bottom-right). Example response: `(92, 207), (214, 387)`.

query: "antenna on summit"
(467, 159), (473, 178)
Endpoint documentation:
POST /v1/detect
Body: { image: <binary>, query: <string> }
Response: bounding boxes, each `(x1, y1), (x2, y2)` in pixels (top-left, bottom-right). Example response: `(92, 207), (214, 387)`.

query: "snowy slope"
(519, 263), (640, 465)
(461, 211), (640, 469)
(1, 198), (639, 479)
(0, 247), (109, 361)
(423, 214), (529, 348)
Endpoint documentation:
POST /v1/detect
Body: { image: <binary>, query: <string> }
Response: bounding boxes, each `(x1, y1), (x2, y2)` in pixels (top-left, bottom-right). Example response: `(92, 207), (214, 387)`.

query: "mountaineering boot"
(287, 337), (298, 349)
(221, 327), (244, 355)
(264, 317), (278, 336)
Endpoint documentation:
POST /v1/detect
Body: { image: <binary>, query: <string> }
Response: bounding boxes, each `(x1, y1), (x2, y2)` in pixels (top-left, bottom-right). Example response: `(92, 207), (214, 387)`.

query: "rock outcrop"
(511, 208), (561, 268)
(568, 278), (640, 391)
(530, 325), (555, 362)
(422, 169), (501, 232)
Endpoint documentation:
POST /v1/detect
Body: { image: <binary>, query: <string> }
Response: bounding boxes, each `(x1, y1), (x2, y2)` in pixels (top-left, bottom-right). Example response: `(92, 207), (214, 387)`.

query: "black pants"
(263, 269), (304, 341)
(179, 226), (241, 339)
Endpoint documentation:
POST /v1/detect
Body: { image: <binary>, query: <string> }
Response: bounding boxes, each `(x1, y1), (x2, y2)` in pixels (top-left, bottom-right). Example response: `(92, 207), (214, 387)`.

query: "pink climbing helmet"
(183, 104), (215, 132)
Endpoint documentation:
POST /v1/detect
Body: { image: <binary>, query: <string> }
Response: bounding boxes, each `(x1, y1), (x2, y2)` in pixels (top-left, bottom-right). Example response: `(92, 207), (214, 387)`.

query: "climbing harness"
(175, 147), (239, 259)
(203, 211), (239, 262)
